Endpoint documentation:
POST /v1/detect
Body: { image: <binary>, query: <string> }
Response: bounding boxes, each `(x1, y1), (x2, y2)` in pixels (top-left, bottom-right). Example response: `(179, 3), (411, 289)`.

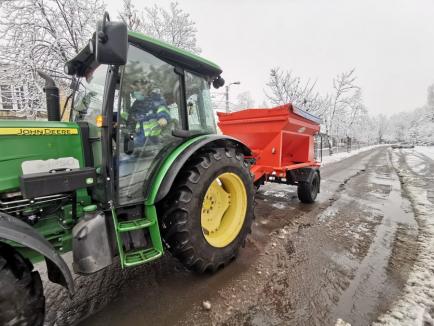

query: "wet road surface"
(39, 146), (433, 326)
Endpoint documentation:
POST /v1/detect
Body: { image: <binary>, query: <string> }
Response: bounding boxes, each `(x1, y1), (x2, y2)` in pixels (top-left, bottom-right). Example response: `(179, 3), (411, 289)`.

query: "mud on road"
(40, 147), (433, 326)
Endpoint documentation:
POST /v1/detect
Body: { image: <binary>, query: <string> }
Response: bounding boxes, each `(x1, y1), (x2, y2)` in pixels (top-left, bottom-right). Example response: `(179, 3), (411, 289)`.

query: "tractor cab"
(67, 24), (224, 207)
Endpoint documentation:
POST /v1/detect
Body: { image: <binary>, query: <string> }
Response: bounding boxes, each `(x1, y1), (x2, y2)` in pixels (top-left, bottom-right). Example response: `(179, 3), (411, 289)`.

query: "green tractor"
(0, 14), (255, 325)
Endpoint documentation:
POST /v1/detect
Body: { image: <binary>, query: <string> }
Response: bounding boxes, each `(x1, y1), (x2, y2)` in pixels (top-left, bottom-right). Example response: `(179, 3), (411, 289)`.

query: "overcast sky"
(107, 0), (434, 116)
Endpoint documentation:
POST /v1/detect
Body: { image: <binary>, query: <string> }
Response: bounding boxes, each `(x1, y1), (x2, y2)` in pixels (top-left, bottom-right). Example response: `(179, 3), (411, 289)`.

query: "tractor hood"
(0, 120), (85, 193)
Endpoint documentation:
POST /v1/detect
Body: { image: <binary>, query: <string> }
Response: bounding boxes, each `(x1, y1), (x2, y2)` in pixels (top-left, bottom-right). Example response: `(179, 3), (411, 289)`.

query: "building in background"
(0, 64), (45, 119)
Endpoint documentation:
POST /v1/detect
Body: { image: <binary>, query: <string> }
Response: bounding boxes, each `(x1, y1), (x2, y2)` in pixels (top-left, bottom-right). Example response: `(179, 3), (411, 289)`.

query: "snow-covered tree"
(235, 91), (255, 111)
(351, 111), (376, 144)
(322, 69), (360, 153)
(402, 108), (434, 145)
(118, 0), (143, 31)
(0, 0), (105, 117)
(383, 84), (434, 145)
(424, 84), (434, 123)
(259, 99), (270, 108)
(373, 113), (388, 143)
(325, 70), (358, 136)
(264, 67), (378, 151)
(118, 1), (201, 54)
(0, 0), (105, 80)
(265, 67), (326, 116)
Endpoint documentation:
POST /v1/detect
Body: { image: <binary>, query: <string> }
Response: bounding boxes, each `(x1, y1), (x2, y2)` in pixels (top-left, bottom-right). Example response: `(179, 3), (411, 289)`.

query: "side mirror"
(95, 12), (128, 65)
(124, 133), (135, 155)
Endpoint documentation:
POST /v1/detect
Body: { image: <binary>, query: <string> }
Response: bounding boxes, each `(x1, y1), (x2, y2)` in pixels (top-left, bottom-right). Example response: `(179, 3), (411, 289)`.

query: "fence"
(314, 133), (377, 161)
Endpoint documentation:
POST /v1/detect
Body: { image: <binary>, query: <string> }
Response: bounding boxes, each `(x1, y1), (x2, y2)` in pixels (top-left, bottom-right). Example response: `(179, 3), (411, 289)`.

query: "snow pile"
(415, 146), (434, 161)
(374, 152), (434, 326)
(321, 145), (383, 166)
(335, 318), (352, 326)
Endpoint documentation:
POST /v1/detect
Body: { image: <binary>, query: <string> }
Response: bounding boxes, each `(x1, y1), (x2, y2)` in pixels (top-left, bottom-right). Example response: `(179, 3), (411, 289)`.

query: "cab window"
(116, 45), (182, 205)
(185, 71), (216, 133)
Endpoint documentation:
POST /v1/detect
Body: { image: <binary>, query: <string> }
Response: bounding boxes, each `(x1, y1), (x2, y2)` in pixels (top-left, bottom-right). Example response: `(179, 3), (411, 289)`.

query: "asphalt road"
(39, 146), (434, 326)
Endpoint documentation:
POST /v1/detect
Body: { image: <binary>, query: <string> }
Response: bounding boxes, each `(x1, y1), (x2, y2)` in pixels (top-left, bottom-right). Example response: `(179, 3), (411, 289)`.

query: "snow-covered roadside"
(374, 150), (434, 326)
(405, 154), (427, 175)
(321, 144), (383, 166)
(415, 146), (434, 161)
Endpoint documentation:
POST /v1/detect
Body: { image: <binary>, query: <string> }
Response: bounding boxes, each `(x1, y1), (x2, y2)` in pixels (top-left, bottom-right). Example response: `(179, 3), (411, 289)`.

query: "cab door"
(72, 64), (109, 202)
(116, 45), (184, 205)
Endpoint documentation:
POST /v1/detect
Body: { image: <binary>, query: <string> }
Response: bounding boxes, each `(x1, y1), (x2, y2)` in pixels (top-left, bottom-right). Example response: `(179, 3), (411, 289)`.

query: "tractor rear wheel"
(0, 243), (45, 326)
(160, 148), (255, 273)
(297, 171), (320, 203)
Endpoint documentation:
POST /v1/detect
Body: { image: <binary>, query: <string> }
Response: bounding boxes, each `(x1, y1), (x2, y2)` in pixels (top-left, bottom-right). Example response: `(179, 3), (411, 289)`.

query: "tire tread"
(159, 147), (255, 273)
(0, 243), (45, 326)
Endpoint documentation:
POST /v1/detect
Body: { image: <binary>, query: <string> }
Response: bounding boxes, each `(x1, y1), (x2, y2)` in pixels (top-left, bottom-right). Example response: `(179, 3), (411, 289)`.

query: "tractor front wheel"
(0, 243), (45, 326)
(160, 148), (255, 273)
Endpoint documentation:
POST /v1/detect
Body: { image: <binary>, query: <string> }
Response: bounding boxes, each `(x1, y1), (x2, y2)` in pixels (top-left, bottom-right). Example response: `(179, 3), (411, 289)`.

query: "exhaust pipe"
(37, 70), (61, 121)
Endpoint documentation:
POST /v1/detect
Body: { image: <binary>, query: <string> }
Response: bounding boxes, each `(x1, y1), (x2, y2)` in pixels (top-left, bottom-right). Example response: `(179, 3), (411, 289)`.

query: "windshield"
(71, 64), (107, 124)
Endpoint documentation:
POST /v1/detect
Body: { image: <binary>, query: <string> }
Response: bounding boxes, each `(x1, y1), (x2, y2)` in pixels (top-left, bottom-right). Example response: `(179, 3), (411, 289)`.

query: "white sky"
(107, 0), (434, 115)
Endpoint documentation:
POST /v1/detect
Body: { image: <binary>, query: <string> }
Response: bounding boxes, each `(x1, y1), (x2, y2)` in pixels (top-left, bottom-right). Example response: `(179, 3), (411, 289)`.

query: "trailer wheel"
(0, 243), (45, 326)
(159, 148), (255, 273)
(297, 172), (320, 203)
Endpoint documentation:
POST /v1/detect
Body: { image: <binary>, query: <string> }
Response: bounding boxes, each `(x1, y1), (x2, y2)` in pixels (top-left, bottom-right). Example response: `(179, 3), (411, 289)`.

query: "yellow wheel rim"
(201, 172), (247, 248)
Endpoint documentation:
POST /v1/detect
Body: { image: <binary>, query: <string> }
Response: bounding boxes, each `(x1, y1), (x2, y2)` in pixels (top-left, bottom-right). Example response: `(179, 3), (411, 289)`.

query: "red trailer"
(218, 103), (321, 203)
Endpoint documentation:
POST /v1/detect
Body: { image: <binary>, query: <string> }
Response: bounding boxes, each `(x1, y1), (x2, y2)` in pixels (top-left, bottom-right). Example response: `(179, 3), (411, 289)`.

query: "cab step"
(124, 248), (163, 267)
(110, 205), (163, 269)
(117, 218), (154, 232)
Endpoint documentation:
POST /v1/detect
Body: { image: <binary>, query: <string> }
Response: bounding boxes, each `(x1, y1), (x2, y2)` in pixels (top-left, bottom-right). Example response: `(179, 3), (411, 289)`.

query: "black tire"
(297, 171), (320, 203)
(159, 147), (255, 273)
(0, 243), (45, 326)
(253, 176), (265, 192)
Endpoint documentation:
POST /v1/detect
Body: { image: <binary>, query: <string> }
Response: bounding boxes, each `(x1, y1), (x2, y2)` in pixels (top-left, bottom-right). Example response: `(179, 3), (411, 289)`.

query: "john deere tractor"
(0, 14), (254, 325)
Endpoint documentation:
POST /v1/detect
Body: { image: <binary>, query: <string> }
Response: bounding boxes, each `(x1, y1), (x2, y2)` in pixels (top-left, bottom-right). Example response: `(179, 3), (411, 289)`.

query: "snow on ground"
(415, 146), (434, 161)
(374, 150), (434, 326)
(321, 145), (383, 166)
(318, 206), (338, 222)
(405, 154), (427, 174)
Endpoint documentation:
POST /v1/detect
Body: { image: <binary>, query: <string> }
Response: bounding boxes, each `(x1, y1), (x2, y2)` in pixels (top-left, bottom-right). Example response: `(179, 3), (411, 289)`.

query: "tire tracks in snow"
(374, 149), (434, 326)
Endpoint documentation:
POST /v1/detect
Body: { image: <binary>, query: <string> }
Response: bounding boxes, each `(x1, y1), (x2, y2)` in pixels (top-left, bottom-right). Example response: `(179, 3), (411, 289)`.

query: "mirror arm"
(98, 12), (110, 44)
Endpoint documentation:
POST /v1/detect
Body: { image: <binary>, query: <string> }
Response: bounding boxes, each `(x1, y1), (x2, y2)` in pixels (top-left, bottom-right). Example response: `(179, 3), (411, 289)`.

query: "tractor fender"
(154, 135), (251, 203)
(0, 212), (74, 295)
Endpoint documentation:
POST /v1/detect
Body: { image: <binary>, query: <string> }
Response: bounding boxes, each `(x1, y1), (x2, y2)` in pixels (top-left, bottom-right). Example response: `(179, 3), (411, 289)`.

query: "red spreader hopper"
(218, 103), (321, 182)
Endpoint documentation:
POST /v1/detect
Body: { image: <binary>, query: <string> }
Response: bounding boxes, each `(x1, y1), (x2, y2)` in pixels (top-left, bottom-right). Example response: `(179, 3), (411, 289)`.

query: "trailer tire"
(159, 148), (255, 273)
(297, 172), (320, 203)
(0, 243), (45, 326)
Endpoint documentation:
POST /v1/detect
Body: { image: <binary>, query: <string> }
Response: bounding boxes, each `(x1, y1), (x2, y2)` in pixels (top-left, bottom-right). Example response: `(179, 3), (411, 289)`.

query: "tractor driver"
(127, 77), (171, 147)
